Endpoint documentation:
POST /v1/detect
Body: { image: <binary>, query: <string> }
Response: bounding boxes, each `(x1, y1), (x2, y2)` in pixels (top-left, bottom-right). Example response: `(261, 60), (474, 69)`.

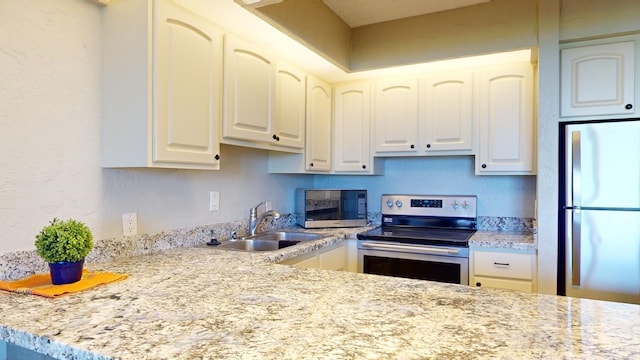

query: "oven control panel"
(381, 194), (477, 218)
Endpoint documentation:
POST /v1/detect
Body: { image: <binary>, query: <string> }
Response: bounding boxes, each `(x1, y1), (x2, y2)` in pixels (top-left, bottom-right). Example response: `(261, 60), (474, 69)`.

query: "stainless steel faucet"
(249, 201), (281, 236)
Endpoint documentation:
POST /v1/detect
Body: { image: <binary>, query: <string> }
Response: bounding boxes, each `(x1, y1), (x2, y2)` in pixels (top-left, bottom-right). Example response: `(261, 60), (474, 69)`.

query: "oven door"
(357, 241), (469, 285)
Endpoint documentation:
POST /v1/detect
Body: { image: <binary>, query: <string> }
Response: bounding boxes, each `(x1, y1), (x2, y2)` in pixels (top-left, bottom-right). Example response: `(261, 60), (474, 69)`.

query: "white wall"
(315, 156), (536, 217)
(0, 0), (313, 253)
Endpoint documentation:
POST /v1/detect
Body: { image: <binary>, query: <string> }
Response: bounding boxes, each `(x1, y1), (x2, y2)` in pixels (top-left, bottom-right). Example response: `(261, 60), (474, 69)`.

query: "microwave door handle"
(571, 210), (582, 287)
(571, 131), (581, 207)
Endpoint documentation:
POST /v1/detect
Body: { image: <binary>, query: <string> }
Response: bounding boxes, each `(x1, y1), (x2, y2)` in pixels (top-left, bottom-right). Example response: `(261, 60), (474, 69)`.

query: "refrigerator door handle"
(571, 210), (582, 287)
(571, 131), (582, 207)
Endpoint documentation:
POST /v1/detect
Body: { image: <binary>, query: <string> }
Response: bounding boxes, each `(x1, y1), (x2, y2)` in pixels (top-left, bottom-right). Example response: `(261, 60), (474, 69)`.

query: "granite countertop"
(1, 229), (638, 359)
(470, 230), (536, 252)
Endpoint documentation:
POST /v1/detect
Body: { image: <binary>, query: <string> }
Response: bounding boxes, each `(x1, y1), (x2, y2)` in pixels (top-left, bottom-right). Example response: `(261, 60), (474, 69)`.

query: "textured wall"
(0, 0), (313, 253)
(0, 0), (103, 253)
(314, 156), (537, 217)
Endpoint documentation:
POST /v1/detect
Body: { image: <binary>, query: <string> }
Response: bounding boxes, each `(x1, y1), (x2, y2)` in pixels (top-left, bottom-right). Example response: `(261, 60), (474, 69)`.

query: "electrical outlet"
(122, 212), (137, 236)
(209, 191), (220, 211)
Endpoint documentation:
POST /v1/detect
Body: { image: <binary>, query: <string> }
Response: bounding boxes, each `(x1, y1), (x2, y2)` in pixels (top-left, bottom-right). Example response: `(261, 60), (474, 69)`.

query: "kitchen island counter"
(1, 239), (639, 359)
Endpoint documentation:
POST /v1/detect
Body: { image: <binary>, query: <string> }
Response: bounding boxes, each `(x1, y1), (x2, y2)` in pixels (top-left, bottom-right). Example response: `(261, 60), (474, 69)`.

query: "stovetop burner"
(357, 194), (478, 247)
(357, 226), (475, 247)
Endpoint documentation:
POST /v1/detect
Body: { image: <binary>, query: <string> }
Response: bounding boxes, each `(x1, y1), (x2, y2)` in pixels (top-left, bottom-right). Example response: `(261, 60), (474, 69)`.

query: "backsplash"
(477, 216), (534, 232)
(0, 214), (531, 281)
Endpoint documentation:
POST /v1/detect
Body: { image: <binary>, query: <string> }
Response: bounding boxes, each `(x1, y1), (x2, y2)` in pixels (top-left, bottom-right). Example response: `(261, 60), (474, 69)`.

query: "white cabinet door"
(154, 0), (221, 166)
(280, 242), (349, 271)
(561, 41), (636, 118)
(306, 76), (332, 172)
(477, 64), (535, 174)
(275, 61), (306, 149)
(374, 77), (419, 153)
(423, 72), (473, 152)
(318, 243), (348, 271)
(333, 81), (371, 172)
(222, 34), (275, 143)
(102, 0), (221, 170)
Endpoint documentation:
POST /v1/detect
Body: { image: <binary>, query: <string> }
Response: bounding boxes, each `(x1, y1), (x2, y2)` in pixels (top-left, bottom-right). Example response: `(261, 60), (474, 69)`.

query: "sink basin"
(215, 231), (322, 252)
(245, 231), (322, 242)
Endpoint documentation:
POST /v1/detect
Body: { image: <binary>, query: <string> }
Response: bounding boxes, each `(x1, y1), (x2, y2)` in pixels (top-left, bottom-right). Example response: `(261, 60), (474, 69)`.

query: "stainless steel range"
(357, 194), (477, 285)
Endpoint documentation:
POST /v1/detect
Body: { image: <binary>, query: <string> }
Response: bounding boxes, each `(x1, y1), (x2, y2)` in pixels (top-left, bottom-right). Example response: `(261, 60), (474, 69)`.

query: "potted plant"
(35, 218), (94, 285)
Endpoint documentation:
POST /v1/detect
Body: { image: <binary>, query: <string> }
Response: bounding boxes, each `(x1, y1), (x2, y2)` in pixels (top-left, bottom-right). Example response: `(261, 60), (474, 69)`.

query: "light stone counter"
(470, 231), (536, 252)
(1, 229), (640, 359)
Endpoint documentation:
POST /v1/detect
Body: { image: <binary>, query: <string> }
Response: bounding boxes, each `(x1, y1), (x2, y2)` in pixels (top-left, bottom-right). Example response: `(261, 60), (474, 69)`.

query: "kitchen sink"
(245, 231), (322, 242)
(215, 231), (323, 252)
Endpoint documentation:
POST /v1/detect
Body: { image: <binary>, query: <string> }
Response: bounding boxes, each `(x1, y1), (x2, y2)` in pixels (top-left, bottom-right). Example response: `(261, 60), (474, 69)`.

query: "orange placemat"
(0, 270), (128, 298)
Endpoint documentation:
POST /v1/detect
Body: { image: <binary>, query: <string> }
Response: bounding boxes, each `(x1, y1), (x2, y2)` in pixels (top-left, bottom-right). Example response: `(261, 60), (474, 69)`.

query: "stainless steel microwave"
(296, 189), (368, 228)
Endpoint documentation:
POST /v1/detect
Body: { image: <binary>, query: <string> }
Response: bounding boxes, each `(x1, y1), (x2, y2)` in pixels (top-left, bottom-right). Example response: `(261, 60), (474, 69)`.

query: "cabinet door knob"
(410, 144), (415, 149)
(362, 164), (366, 169)
(626, 104), (633, 110)
(426, 144), (431, 149)
(481, 164), (487, 169)
(309, 163), (314, 167)
(272, 134), (280, 141)
(214, 154), (220, 160)
(476, 282), (482, 287)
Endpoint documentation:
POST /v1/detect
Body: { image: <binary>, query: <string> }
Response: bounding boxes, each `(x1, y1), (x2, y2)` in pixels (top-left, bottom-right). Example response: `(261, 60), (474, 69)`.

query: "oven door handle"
(361, 242), (461, 255)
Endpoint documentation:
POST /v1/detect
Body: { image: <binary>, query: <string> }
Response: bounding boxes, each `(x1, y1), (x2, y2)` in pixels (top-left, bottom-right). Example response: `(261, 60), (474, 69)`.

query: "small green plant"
(35, 218), (94, 263)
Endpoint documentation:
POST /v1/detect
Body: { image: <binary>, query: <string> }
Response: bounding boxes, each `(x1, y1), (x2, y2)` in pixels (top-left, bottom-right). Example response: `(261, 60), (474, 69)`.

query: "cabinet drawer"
(473, 276), (534, 293)
(473, 251), (533, 280)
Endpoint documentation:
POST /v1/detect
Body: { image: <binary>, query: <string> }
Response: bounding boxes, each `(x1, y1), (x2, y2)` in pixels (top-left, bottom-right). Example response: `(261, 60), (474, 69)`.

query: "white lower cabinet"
(286, 253), (320, 269)
(280, 241), (355, 272)
(470, 249), (536, 293)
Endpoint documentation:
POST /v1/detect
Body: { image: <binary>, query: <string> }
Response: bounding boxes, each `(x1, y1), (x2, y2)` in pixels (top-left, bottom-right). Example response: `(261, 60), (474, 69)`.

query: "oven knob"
(386, 199), (394, 208)
(395, 200), (403, 208)
(451, 200), (459, 210)
(461, 201), (469, 209)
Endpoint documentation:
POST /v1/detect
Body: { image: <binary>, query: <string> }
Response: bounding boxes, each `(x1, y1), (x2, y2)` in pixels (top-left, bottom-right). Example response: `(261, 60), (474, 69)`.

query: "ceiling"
(322, 0), (491, 27)
(244, 0), (492, 27)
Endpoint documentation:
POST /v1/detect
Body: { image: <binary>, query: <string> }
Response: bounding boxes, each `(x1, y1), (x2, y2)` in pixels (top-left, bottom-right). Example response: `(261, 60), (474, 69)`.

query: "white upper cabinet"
(561, 39), (637, 119)
(274, 62), (306, 149)
(477, 63), (535, 175)
(222, 34), (276, 144)
(102, 0), (221, 170)
(333, 81), (371, 173)
(423, 71), (474, 153)
(374, 77), (420, 153)
(305, 76), (332, 172)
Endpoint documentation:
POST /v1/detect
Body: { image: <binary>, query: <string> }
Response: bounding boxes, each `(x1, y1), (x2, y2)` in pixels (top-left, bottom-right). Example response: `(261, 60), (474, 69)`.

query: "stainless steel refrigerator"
(560, 119), (640, 304)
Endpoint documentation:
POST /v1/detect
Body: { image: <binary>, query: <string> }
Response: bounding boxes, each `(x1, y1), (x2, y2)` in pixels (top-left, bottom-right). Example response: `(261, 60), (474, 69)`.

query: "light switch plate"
(209, 191), (220, 211)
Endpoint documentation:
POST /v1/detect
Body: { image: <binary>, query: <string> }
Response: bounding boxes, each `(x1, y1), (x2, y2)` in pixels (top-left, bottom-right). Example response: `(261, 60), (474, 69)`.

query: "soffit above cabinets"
(321, 0), (491, 27)
(243, 0), (492, 28)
